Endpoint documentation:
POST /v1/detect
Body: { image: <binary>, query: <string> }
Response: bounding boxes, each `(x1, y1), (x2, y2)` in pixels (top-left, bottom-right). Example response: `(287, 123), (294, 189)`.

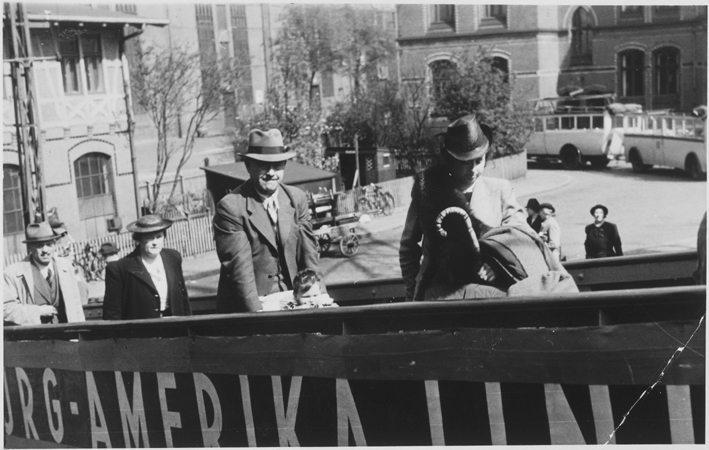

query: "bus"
(619, 112), (706, 180)
(526, 94), (623, 170)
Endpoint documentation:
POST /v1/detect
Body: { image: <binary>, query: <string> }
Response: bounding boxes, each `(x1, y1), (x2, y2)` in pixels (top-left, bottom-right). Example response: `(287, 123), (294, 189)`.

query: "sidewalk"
(88, 170), (570, 298)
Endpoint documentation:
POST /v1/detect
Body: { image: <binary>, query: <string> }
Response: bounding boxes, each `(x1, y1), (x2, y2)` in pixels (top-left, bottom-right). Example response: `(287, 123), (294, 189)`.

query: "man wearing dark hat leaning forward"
(399, 114), (528, 301)
(213, 128), (323, 312)
(584, 204), (623, 259)
(4, 222), (86, 325)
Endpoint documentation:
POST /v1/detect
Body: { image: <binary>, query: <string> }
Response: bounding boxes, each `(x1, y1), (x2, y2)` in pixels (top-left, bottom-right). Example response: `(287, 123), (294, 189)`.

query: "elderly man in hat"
(584, 204), (623, 259)
(399, 114), (528, 301)
(213, 128), (323, 312)
(4, 222), (86, 325)
(538, 203), (562, 260)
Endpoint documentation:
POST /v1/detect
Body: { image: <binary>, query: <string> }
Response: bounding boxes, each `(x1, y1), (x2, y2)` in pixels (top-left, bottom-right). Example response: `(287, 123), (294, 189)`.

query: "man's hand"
(478, 263), (496, 282)
(38, 305), (57, 317)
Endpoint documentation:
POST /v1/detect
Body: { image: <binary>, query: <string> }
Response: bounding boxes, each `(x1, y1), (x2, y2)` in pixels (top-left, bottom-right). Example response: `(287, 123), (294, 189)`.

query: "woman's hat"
(23, 222), (61, 243)
(242, 128), (296, 162)
(539, 202), (555, 213)
(99, 242), (120, 256)
(444, 114), (493, 161)
(590, 204), (608, 216)
(126, 214), (172, 234)
(525, 198), (541, 211)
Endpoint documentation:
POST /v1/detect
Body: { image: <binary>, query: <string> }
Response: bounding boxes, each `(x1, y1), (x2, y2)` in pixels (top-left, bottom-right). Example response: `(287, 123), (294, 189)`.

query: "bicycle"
(356, 184), (395, 216)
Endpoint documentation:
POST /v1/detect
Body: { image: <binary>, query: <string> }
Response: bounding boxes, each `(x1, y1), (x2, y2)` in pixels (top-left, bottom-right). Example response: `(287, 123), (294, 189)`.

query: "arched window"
(571, 8), (593, 66)
(653, 47), (679, 96)
(74, 153), (115, 221)
(3, 165), (24, 236)
(619, 50), (644, 97)
(491, 56), (509, 83)
(430, 59), (457, 100)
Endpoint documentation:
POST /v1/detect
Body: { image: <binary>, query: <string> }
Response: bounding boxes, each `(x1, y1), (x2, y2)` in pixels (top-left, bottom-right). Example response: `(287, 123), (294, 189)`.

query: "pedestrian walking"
(538, 203), (562, 261)
(584, 204), (623, 259)
(525, 198), (543, 233)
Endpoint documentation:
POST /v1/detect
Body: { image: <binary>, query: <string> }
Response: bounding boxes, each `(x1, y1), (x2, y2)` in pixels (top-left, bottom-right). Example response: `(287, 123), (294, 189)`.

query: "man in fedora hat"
(584, 204), (623, 259)
(399, 114), (528, 301)
(538, 203), (562, 260)
(213, 128), (323, 312)
(4, 222), (85, 325)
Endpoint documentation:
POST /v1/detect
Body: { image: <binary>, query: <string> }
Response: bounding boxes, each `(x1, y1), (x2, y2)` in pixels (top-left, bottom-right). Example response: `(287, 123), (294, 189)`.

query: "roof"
(202, 161), (337, 185)
(20, 4), (169, 27)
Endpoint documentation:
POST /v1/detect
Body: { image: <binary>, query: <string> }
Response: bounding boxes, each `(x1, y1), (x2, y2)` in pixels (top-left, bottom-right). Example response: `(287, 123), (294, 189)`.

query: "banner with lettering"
(4, 320), (704, 447)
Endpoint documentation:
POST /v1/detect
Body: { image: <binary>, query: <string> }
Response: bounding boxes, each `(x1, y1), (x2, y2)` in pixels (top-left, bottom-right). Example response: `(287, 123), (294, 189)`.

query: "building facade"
(3, 4), (167, 254)
(396, 5), (707, 112)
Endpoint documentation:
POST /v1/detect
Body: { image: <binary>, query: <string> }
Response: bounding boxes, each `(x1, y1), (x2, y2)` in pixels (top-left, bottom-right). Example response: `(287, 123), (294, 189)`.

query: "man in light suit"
(213, 128), (322, 312)
(4, 222), (86, 325)
(399, 114), (528, 301)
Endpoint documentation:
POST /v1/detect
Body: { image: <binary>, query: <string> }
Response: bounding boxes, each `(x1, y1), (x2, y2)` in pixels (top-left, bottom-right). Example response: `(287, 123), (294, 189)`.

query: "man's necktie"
(46, 268), (53, 289)
(266, 198), (278, 224)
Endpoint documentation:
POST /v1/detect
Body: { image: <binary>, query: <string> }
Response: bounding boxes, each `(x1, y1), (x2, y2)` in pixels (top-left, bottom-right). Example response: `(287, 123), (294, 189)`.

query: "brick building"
(396, 5), (707, 112)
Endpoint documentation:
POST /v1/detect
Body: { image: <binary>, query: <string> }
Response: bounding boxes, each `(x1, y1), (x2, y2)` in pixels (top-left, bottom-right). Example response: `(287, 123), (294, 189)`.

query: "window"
(430, 59), (457, 101)
(571, 8), (593, 66)
(115, 4), (137, 15)
(653, 47), (679, 95)
(57, 31), (104, 94)
(653, 5), (680, 20)
(74, 153), (115, 220)
(230, 4), (252, 103)
(321, 71), (334, 98)
(82, 35), (103, 93)
(429, 5), (455, 30)
(3, 165), (24, 235)
(59, 34), (81, 94)
(482, 5), (506, 23)
(619, 5), (643, 19)
(195, 4), (216, 66)
(491, 56), (509, 83)
(619, 49), (644, 97)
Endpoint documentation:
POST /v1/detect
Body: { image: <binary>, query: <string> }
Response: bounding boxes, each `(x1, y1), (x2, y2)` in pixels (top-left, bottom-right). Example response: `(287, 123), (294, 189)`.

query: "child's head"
(293, 269), (321, 304)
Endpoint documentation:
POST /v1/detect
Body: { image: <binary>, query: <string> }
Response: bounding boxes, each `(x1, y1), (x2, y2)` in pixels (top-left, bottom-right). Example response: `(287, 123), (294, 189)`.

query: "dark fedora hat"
(242, 128), (296, 162)
(590, 204), (609, 216)
(525, 198), (541, 211)
(126, 214), (172, 234)
(539, 202), (555, 214)
(99, 242), (120, 256)
(444, 114), (493, 161)
(23, 222), (62, 244)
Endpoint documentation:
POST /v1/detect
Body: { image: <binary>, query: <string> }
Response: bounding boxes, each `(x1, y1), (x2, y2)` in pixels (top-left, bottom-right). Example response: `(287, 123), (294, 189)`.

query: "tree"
(130, 43), (247, 213)
(432, 49), (534, 159)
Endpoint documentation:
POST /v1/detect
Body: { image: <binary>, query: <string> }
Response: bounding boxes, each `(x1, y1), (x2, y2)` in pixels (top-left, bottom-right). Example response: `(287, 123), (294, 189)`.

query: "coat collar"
(243, 180), (295, 250)
(125, 247), (158, 293)
(15, 256), (69, 303)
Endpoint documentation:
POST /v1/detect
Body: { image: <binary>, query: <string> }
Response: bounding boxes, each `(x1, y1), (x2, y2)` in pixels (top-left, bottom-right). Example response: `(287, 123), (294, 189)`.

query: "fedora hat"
(539, 202), (555, 214)
(126, 214), (172, 234)
(525, 198), (541, 211)
(23, 222), (61, 244)
(99, 242), (120, 256)
(444, 114), (493, 161)
(242, 128), (296, 162)
(590, 204), (608, 216)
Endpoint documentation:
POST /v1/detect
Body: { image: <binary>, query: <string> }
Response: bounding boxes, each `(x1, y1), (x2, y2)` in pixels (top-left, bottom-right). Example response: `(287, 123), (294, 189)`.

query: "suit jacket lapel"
(126, 250), (158, 293)
(29, 263), (51, 303)
(244, 181), (278, 250)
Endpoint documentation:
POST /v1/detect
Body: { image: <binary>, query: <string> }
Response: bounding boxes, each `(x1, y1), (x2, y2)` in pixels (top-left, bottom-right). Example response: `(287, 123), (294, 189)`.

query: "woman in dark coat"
(584, 204), (623, 259)
(103, 215), (191, 320)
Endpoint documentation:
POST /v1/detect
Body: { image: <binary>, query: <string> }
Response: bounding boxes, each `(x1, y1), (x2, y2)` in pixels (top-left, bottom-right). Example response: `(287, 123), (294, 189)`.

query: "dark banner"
(4, 320), (705, 447)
